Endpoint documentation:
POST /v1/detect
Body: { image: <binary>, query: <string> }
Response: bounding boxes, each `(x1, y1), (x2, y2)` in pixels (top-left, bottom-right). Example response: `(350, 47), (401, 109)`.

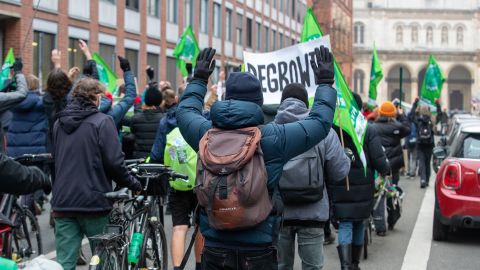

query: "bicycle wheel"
(90, 244), (121, 270)
(12, 209), (42, 259)
(139, 220), (168, 270)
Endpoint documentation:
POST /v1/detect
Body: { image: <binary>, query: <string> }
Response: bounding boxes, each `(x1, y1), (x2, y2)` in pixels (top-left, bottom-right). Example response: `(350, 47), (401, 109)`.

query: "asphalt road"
(36, 173), (480, 270)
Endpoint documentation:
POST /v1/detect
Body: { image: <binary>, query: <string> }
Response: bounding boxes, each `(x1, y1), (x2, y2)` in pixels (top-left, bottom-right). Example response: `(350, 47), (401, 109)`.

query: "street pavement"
(36, 173), (480, 270)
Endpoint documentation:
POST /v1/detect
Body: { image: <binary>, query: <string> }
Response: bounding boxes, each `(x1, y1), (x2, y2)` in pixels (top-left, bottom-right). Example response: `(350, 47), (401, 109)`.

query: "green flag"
(368, 45), (383, 108)
(0, 48), (15, 91)
(302, 7), (368, 171)
(92, 52), (118, 95)
(173, 26), (200, 77)
(420, 54), (444, 107)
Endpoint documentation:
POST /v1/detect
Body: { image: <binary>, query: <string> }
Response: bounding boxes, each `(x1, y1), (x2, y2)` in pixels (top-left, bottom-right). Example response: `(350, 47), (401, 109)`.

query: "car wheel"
(432, 208), (449, 241)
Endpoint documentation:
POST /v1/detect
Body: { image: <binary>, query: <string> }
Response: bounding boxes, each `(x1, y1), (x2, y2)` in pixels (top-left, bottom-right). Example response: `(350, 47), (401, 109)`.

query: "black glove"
(146, 67), (155, 81)
(130, 176), (143, 193)
(31, 167), (52, 195)
(12, 58), (23, 74)
(344, 147), (355, 163)
(310, 46), (334, 86)
(194, 48), (216, 83)
(83, 60), (95, 77)
(118, 56), (131, 72)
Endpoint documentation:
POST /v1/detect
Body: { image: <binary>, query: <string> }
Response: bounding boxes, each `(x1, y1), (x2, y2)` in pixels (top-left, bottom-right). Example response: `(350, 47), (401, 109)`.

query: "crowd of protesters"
(0, 40), (449, 270)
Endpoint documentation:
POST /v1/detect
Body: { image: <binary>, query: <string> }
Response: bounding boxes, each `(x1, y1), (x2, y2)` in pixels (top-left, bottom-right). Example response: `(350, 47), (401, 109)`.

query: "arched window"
(354, 22), (365, 45)
(457, 27), (464, 45)
(427, 26), (433, 44)
(353, 69), (365, 94)
(396, 26), (403, 44)
(441, 26), (448, 45)
(411, 26), (418, 43)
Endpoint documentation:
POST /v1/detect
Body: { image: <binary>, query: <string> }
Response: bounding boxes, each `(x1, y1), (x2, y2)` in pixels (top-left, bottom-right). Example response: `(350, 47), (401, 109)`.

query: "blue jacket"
(150, 105), (178, 164)
(99, 70), (136, 126)
(176, 79), (337, 246)
(7, 91), (48, 157)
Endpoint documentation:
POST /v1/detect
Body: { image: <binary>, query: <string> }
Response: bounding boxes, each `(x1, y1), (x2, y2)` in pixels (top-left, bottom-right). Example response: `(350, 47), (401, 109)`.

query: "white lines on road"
(401, 185), (435, 270)
(44, 238), (89, 260)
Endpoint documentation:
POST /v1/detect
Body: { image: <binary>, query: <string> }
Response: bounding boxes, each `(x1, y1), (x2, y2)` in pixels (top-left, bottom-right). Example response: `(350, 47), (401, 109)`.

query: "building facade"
(353, 0), (479, 111)
(0, 0), (307, 91)
(309, 0), (353, 83)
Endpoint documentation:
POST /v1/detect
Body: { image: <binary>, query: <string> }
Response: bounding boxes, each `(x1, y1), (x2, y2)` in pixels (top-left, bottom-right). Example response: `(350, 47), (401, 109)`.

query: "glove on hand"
(146, 66), (155, 81)
(118, 56), (131, 72)
(12, 58), (23, 74)
(310, 46), (334, 86)
(193, 48), (216, 83)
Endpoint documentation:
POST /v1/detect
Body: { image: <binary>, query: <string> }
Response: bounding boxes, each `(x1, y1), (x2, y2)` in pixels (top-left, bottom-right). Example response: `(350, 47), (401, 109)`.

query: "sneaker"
(376, 231), (386, 237)
(323, 231), (336, 245)
(420, 181), (427, 189)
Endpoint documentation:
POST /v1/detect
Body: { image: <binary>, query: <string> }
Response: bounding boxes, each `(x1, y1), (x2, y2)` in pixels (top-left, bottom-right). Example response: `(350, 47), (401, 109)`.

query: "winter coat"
(51, 97), (141, 213)
(274, 98), (350, 224)
(176, 79), (337, 246)
(7, 91), (48, 157)
(262, 104), (279, 124)
(150, 105), (178, 164)
(329, 125), (390, 221)
(43, 92), (68, 153)
(408, 100), (435, 147)
(0, 73), (28, 152)
(372, 114), (410, 171)
(128, 108), (163, 159)
(0, 152), (49, 195)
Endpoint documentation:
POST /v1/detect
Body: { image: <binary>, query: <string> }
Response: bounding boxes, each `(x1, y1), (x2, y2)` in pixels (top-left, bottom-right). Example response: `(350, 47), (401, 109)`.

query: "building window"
(222, 9), (231, 42)
(280, 0), (283, 12)
(427, 26), (433, 44)
(396, 25), (403, 44)
(264, 26), (269, 51)
(147, 0), (159, 17)
(272, 30), (276, 51)
(147, 53), (159, 82)
(456, 27), (464, 45)
(166, 57), (178, 92)
(33, 31), (55, 85)
(279, 33), (284, 48)
(125, 0), (139, 11)
(236, 13), (243, 46)
(68, 38), (86, 70)
(246, 18), (252, 48)
(256, 22), (262, 51)
(353, 69), (365, 94)
(125, 48), (138, 78)
(200, 0), (208, 33)
(291, 0), (295, 17)
(441, 26), (448, 45)
(99, 43), (116, 72)
(272, 0), (276, 8)
(184, 0), (194, 27)
(411, 26), (418, 44)
(354, 22), (364, 45)
(168, 0), (177, 23)
(213, 3), (221, 38)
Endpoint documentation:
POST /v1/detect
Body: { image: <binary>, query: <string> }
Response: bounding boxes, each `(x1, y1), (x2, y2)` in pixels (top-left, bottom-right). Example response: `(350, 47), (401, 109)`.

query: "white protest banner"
(243, 36), (331, 104)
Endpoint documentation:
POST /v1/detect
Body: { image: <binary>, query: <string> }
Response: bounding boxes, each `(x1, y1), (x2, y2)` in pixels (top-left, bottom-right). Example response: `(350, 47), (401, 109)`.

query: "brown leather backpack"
(196, 127), (272, 231)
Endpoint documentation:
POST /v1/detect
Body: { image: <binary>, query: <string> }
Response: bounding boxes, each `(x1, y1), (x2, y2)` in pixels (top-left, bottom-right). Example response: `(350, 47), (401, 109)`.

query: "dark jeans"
(202, 246), (277, 270)
(418, 146), (433, 184)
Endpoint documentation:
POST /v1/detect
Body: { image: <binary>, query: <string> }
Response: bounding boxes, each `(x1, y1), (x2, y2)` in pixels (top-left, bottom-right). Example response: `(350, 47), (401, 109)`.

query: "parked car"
(433, 125), (480, 241)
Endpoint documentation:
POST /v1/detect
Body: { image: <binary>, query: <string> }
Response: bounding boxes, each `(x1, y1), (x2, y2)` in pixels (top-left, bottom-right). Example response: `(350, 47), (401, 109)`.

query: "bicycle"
(88, 162), (188, 270)
(0, 153), (53, 263)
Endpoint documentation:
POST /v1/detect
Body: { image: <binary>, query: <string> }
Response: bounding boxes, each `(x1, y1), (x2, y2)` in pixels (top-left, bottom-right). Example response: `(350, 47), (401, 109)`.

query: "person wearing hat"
(176, 47), (337, 269)
(371, 100), (410, 235)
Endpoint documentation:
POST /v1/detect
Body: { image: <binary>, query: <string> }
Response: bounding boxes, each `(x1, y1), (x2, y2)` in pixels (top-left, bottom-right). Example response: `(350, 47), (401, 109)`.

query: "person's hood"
(210, 100), (264, 129)
(165, 105), (178, 130)
(274, 98), (309, 124)
(56, 97), (99, 134)
(13, 91), (43, 112)
(262, 104), (280, 116)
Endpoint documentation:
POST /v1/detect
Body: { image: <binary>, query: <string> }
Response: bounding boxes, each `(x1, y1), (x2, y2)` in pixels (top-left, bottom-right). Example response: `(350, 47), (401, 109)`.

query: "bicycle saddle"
(105, 188), (130, 200)
(0, 212), (14, 227)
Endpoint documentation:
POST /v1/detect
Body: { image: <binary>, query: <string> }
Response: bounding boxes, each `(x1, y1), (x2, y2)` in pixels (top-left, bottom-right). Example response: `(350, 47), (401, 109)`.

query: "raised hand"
(12, 58), (23, 74)
(310, 46), (334, 86)
(78, 39), (92, 60)
(117, 56), (131, 72)
(146, 66), (155, 81)
(51, 49), (62, 68)
(194, 48), (216, 83)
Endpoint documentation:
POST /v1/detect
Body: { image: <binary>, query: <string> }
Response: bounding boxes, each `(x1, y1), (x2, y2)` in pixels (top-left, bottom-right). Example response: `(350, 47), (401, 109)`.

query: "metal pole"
(399, 67), (403, 107)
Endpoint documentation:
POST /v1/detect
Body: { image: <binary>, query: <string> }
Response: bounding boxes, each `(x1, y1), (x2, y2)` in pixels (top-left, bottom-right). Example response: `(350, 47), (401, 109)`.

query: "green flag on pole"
(420, 54), (445, 107)
(0, 48), (15, 91)
(173, 26), (200, 77)
(302, 7), (368, 171)
(92, 52), (118, 95)
(368, 45), (383, 108)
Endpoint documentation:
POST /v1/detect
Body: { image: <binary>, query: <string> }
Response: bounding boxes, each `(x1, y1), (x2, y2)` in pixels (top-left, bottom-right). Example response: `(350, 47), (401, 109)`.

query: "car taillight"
(443, 162), (462, 190)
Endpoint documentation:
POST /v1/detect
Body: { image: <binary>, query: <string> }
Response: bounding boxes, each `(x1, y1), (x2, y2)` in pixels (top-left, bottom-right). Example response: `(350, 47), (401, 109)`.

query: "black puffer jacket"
(372, 114), (410, 171)
(129, 108), (163, 159)
(329, 125), (390, 221)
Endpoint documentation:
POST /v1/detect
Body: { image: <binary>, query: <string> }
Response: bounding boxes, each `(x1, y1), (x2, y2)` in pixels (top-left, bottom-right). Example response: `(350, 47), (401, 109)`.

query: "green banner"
(420, 54), (444, 107)
(92, 52), (118, 95)
(368, 45), (383, 108)
(0, 48), (15, 91)
(302, 7), (367, 171)
(173, 26), (200, 77)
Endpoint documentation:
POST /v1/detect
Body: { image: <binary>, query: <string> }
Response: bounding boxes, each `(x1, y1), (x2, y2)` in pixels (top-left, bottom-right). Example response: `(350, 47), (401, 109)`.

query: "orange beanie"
(378, 101), (397, 118)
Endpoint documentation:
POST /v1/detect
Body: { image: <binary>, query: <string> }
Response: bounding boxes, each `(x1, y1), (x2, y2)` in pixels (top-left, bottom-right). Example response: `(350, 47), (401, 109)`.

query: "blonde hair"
(25, 74), (40, 91)
(418, 105), (431, 117)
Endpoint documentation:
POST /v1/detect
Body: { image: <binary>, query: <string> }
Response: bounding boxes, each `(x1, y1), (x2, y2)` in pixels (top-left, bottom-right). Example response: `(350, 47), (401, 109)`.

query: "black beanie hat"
(281, 83), (309, 108)
(225, 72), (264, 106)
(352, 92), (363, 109)
(144, 85), (163, 106)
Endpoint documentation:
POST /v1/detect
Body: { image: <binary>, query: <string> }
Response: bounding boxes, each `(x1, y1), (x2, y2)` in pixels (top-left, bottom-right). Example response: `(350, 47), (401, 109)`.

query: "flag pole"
(337, 98), (350, 191)
(399, 67), (403, 107)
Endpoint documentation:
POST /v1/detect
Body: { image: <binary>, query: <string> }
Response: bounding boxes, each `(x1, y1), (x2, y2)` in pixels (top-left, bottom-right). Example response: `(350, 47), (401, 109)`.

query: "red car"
(433, 124), (480, 241)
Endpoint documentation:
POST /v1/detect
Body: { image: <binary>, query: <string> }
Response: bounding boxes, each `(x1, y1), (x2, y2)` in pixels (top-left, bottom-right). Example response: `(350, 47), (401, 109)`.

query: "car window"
(457, 134), (480, 159)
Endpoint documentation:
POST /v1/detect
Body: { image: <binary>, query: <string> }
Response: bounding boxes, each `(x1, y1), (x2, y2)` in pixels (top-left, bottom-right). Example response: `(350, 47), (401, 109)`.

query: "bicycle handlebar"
(13, 153), (54, 165)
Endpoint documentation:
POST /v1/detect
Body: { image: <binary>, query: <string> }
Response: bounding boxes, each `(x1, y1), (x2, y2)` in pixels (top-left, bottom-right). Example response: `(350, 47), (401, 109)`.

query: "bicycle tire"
(90, 244), (121, 270)
(139, 221), (168, 270)
(12, 208), (42, 259)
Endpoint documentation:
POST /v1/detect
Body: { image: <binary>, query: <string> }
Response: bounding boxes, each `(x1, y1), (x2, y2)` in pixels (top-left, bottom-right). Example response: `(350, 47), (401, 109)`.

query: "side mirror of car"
(433, 146), (447, 159)
(437, 136), (447, 147)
